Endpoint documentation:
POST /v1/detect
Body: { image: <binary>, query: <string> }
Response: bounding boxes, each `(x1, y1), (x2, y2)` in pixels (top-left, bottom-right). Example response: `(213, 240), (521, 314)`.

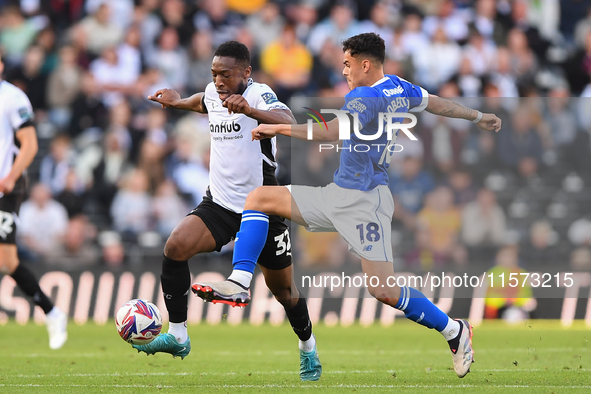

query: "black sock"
(161, 255), (190, 323)
(11, 264), (54, 314)
(285, 297), (312, 341)
(447, 321), (463, 354)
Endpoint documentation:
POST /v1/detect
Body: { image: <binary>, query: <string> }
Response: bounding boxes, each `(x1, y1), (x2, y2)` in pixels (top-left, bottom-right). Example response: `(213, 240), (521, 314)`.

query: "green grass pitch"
(0, 320), (590, 393)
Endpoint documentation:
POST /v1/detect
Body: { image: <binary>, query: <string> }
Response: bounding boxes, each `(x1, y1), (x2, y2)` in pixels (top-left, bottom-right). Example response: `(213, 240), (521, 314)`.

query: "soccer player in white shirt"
(0, 54), (68, 349)
(132, 41), (321, 381)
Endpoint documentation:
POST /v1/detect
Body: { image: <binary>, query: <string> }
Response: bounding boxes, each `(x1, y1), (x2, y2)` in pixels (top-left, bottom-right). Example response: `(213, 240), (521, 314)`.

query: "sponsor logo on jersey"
(387, 97), (410, 112)
(210, 121), (241, 133)
(382, 86), (404, 96)
(346, 97), (367, 113)
(18, 107), (33, 121)
(261, 92), (279, 105)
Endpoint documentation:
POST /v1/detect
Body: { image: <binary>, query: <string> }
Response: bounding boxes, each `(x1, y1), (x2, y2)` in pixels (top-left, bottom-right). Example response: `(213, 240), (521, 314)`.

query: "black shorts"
(189, 193), (292, 270)
(0, 176), (27, 245)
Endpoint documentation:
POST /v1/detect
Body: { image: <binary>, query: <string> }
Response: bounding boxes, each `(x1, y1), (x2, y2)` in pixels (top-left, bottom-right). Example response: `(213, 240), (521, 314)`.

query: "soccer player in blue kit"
(194, 33), (502, 377)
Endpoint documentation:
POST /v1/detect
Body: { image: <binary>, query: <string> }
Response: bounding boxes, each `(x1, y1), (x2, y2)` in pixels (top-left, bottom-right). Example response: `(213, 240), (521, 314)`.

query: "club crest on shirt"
(346, 98), (367, 113)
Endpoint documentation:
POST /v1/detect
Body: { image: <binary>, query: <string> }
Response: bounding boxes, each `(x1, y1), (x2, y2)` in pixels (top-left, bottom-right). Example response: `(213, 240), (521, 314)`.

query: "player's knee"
(163, 234), (192, 261)
(272, 288), (297, 307)
(245, 187), (269, 212)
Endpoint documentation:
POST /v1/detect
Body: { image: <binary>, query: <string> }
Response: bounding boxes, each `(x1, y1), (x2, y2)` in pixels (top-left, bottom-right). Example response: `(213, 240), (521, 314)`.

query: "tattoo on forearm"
(437, 98), (475, 120)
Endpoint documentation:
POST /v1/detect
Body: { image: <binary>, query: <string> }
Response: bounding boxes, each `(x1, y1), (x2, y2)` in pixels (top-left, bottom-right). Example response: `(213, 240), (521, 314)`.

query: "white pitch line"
(2, 384), (591, 389)
(8, 368), (591, 379)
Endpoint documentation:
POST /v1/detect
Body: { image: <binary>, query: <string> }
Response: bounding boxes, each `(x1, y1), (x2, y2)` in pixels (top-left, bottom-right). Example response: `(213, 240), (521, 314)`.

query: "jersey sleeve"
(396, 76), (429, 113)
(341, 87), (378, 130)
(8, 89), (34, 132)
(253, 84), (289, 111)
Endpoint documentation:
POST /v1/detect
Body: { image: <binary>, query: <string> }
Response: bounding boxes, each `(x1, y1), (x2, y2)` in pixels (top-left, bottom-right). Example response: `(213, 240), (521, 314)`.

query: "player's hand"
(252, 124), (280, 140)
(148, 89), (181, 108)
(0, 176), (15, 194)
(223, 94), (252, 115)
(476, 113), (502, 133)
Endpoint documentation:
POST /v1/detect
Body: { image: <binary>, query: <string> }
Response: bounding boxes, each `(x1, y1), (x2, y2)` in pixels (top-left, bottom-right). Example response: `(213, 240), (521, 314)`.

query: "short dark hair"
(342, 33), (385, 64)
(214, 41), (250, 68)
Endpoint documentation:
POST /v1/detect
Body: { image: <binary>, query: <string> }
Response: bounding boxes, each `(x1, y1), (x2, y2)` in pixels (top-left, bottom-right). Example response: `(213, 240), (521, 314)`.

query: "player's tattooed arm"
(426, 94), (501, 132)
(148, 89), (207, 113)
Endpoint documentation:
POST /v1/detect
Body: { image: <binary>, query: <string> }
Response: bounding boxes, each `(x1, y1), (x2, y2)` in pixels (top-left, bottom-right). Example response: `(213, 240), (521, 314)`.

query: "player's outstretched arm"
(222, 94), (295, 125)
(0, 126), (37, 194)
(148, 89), (207, 114)
(426, 94), (501, 132)
(252, 118), (340, 142)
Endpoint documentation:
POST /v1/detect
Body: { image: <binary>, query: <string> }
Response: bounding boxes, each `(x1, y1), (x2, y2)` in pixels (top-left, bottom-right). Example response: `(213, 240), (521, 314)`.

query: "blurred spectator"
(188, 31), (215, 92)
(35, 27), (59, 74)
(99, 231), (126, 267)
(68, 73), (108, 137)
(574, 6), (591, 48)
(463, 29), (497, 77)
(138, 139), (166, 194)
(110, 168), (152, 236)
(413, 27), (462, 92)
(545, 88), (577, 150)
(226, 0), (267, 15)
(485, 245), (536, 321)
(490, 47), (520, 98)
(78, 3), (123, 56)
(307, 2), (362, 55)
(422, 0), (468, 42)
(246, 2), (284, 52)
(0, 6), (39, 66)
(261, 23), (312, 101)
(446, 167), (477, 207)
(454, 57), (482, 97)
(40, 134), (74, 195)
(7, 45), (48, 111)
(387, 13), (429, 63)
(404, 226), (449, 271)
(90, 47), (136, 107)
(55, 170), (87, 218)
(390, 156), (435, 229)
(521, 220), (559, 267)
(417, 186), (464, 262)
(146, 27), (189, 93)
(506, 28), (538, 87)
(47, 45), (82, 130)
(497, 107), (543, 170)
(473, 0), (503, 42)
(570, 247), (591, 271)
(166, 136), (209, 206)
(194, 0), (243, 47)
(116, 25), (142, 87)
(18, 183), (69, 260)
(151, 180), (188, 237)
(45, 216), (100, 268)
(160, 0), (195, 47)
(85, 0), (134, 31)
(359, 2), (394, 48)
(565, 30), (591, 96)
(568, 217), (591, 246)
(461, 188), (507, 247)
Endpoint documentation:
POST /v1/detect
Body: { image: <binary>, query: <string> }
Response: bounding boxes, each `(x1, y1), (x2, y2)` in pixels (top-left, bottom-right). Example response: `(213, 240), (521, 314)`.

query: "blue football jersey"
(333, 74), (429, 191)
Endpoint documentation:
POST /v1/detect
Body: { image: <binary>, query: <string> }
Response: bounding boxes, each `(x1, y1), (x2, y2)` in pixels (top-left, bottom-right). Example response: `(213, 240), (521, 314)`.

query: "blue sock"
(394, 287), (449, 331)
(231, 210), (269, 274)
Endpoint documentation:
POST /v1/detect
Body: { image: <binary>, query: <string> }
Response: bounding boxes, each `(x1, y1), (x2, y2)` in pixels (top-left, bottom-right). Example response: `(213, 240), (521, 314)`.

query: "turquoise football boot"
(132, 333), (191, 359)
(299, 335), (322, 381)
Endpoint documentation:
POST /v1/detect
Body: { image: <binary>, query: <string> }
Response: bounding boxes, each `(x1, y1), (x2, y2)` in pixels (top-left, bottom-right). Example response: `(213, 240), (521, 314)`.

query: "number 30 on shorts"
(274, 229), (292, 256)
(356, 222), (380, 244)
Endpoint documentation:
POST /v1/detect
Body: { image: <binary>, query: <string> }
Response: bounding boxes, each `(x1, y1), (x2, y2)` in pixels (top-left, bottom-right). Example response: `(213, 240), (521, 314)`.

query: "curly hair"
(214, 41), (251, 69)
(342, 33), (385, 65)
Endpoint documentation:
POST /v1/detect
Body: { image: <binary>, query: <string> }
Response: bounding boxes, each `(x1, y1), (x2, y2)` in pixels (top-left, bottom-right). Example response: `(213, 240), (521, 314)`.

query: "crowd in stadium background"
(1, 0), (590, 273)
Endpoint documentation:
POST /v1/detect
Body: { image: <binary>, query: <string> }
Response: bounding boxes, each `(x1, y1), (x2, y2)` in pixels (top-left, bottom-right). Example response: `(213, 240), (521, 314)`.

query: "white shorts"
(286, 183), (394, 262)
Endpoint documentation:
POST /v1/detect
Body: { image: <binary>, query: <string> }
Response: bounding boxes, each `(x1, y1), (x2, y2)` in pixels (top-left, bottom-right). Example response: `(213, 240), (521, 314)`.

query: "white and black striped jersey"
(202, 79), (289, 213)
(0, 81), (34, 181)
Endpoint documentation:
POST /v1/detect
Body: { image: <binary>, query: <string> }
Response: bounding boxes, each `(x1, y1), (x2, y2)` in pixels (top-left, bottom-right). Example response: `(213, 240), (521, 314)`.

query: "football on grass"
(116, 299), (162, 345)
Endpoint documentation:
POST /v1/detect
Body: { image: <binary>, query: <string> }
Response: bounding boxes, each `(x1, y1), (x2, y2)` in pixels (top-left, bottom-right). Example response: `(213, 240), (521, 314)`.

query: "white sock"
(168, 321), (188, 343)
(46, 307), (61, 319)
(299, 333), (316, 352)
(228, 270), (253, 289)
(440, 318), (461, 341)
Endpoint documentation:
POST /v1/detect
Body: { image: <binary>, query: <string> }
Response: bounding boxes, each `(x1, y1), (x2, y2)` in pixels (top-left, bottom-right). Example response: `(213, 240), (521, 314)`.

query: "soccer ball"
(116, 299), (162, 345)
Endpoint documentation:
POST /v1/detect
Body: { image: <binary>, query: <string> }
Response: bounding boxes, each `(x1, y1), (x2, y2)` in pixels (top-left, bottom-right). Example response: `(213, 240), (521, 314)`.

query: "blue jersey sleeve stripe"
(409, 87), (429, 113)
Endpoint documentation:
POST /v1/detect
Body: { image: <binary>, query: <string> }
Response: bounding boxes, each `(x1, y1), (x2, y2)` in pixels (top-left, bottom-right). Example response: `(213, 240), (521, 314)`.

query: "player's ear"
(243, 65), (252, 79)
(362, 59), (371, 73)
